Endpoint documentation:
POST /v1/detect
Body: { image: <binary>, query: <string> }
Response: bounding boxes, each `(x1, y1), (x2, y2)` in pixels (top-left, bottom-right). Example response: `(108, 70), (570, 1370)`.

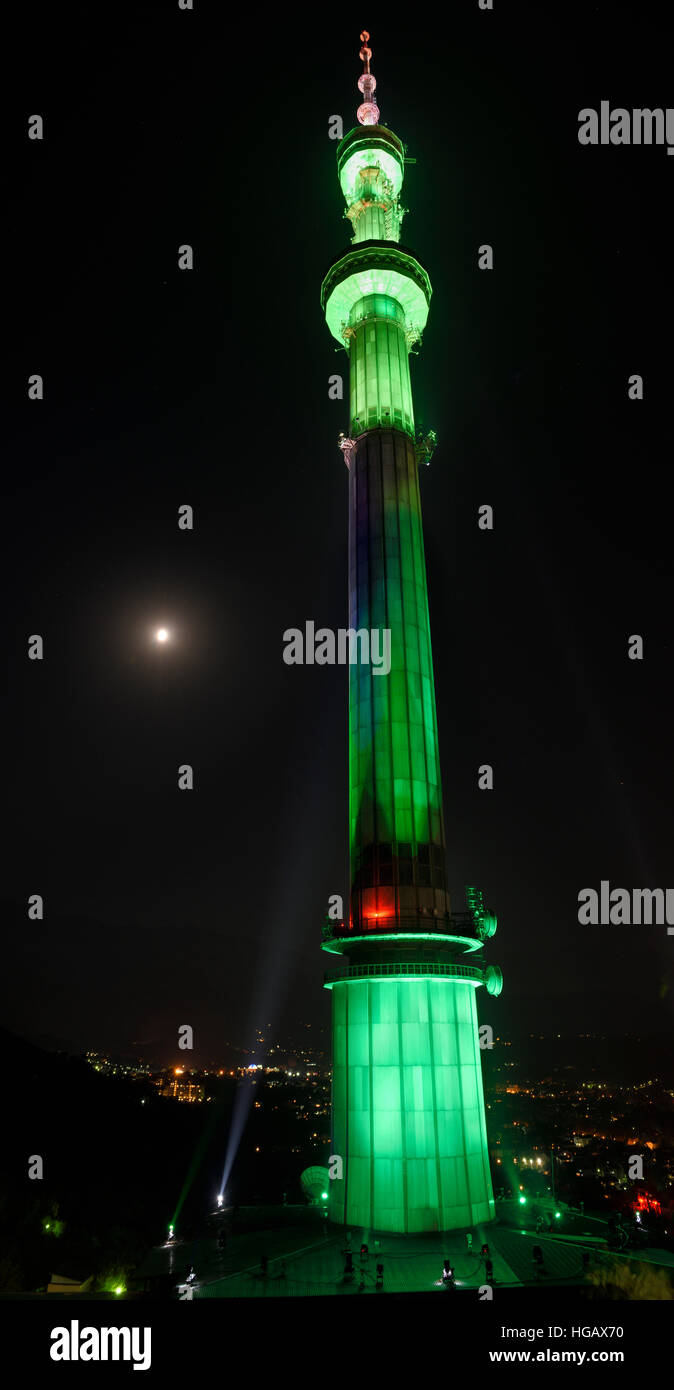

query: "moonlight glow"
(155, 628), (169, 643)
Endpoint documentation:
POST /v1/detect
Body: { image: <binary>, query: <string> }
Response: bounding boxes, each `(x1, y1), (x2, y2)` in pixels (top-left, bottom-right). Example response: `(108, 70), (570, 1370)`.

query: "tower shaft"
(347, 427), (450, 932)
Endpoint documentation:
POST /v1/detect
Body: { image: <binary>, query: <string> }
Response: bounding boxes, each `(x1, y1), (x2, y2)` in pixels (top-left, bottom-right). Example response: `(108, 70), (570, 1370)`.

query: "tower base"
(328, 976), (495, 1234)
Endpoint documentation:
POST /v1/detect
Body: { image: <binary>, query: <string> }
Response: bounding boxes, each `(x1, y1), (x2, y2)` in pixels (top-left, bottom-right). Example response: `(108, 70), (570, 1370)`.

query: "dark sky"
(4, 2), (673, 1061)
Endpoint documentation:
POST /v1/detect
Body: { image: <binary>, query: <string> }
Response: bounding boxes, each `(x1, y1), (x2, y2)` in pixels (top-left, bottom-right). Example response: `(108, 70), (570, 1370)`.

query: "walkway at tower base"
(128, 1205), (673, 1299)
(129, 1206), (672, 1301)
(192, 1221), (673, 1297)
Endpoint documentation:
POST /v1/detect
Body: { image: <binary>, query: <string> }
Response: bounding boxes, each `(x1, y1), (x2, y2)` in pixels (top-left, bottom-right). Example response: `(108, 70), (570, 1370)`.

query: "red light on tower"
(634, 1192), (661, 1216)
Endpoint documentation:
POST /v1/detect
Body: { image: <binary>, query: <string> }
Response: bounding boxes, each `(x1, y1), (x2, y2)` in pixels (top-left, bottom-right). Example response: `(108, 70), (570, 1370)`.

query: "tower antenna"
(357, 30), (380, 125)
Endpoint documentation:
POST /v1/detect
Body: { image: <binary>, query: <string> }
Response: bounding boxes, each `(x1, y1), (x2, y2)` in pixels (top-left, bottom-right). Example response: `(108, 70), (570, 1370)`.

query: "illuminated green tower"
(321, 33), (503, 1234)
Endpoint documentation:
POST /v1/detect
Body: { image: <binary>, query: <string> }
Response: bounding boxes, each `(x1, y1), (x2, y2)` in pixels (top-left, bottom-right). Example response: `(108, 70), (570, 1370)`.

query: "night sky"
(5, 2), (673, 1061)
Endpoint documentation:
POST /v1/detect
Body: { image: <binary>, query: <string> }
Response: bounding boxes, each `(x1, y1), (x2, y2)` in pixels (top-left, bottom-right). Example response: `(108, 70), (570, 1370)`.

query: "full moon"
(156, 628), (169, 643)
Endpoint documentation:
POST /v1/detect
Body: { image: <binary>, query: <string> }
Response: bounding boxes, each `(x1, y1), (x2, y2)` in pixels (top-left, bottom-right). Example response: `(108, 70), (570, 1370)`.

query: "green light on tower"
(320, 33), (503, 1235)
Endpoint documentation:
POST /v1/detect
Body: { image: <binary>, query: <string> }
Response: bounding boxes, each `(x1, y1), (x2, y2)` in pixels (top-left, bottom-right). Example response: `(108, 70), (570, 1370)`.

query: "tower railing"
(322, 911), (487, 943)
(324, 961), (486, 985)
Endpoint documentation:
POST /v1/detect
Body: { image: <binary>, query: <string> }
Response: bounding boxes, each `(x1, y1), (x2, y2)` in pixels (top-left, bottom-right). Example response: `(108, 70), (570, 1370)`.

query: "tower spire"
(357, 30), (380, 125)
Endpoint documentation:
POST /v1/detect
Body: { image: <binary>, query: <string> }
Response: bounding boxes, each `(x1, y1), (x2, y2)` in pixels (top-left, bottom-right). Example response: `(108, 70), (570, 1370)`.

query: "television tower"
(321, 33), (503, 1233)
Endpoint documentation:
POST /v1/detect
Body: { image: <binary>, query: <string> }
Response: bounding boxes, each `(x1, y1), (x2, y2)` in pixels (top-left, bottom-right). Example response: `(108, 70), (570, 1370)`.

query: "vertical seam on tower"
(348, 396), (354, 924)
(343, 984), (349, 1227)
(349, 387), (358, 926)
(368, 979), (374, 1231)
(473, 988), (494, 1217)
(376, 314), (381, 425)
(376, 429), (391, 901)
(453, 986), (474, 1223)
(411, 445), (446, 868)
(394, 429), (416, 918)
(367, 432), (378, 867)
(398, 318), (408, 435)
(416, 471), (445, 855)
(396, 980), (408, 1232)
(384, 318), (391, 429)
(427, 976), (445, 1225)
(409, 442), (434, 850)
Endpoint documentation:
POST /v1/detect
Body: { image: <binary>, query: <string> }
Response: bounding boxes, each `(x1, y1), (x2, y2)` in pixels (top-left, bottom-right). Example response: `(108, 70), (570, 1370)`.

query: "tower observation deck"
(321, 35), (503, 1234)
